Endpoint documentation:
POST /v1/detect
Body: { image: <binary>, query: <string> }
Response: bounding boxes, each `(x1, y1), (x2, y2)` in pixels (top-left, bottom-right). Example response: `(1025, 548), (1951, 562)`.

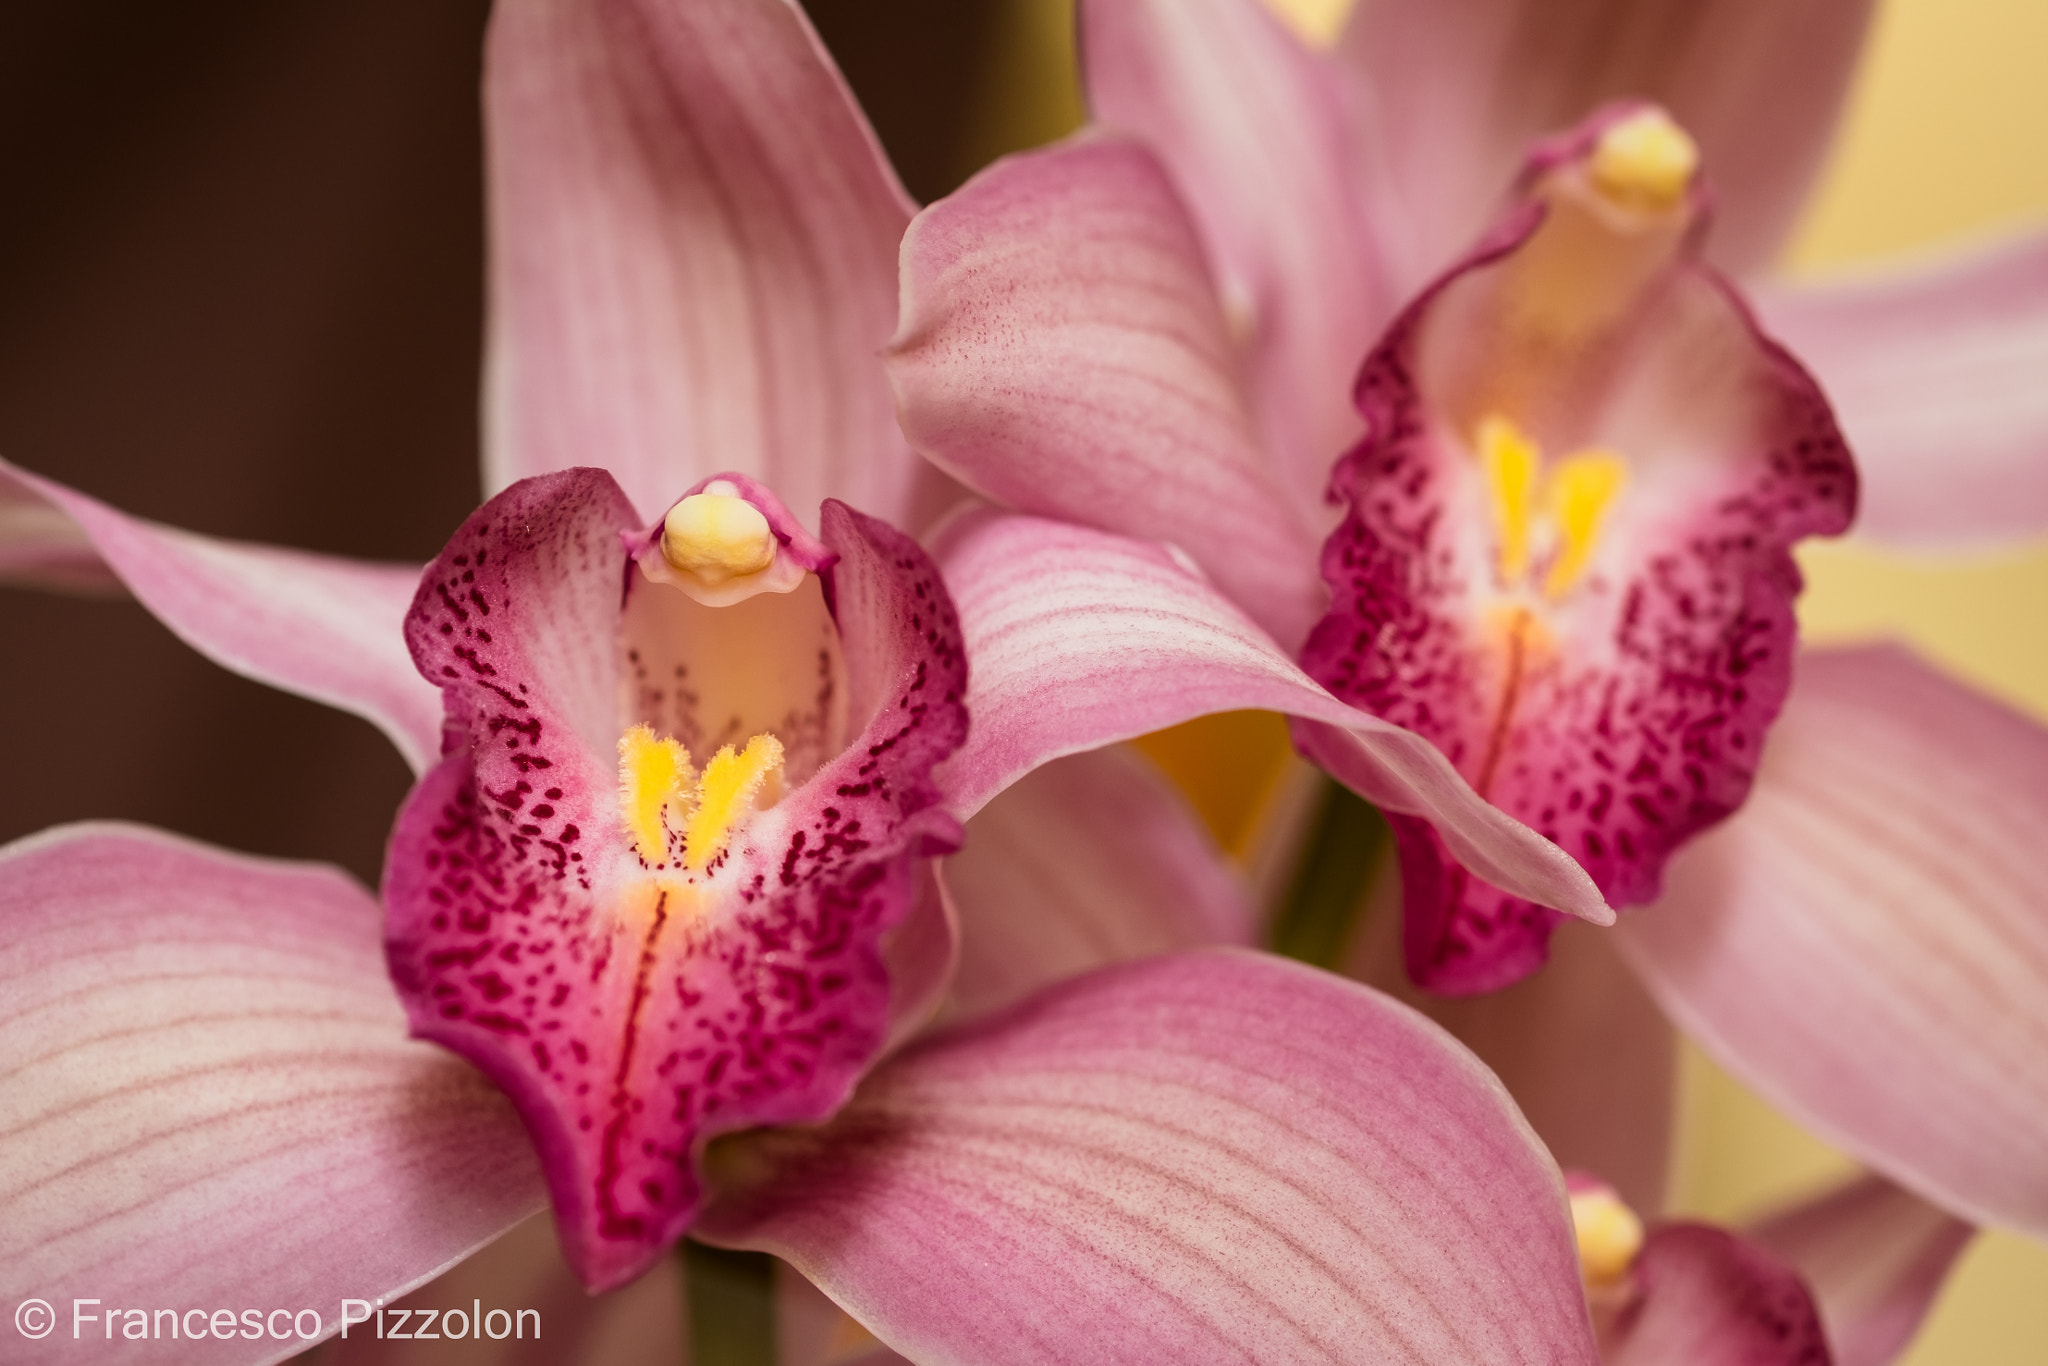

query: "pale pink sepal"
(697, 949), (1599, 1366)
(483, 0), (921, 528)
(1080, 0), (1385, 516)
(935, 508), (1610, 925)
(0, 464), (119, 592)
(1336, 0), (1875, 282)
(0, 458), (440, 774)
(0, 824), (544, 1366)
(1755, 227), (2048, 545)
(941, 746), (1255, 1021)
(1348, 902), (1677, 1216)
(1619, 644), (2048, 1239)
(888, 136), (1325, 651)
(1751, 1175), (1973, 1366)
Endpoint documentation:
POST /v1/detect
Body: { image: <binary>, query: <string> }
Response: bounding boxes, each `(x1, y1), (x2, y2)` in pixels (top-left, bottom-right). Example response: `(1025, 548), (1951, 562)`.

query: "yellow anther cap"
(662, 492), (777, 585)
(1569, 1183), (1646, 1291)
(1589, 108), (1699, 211)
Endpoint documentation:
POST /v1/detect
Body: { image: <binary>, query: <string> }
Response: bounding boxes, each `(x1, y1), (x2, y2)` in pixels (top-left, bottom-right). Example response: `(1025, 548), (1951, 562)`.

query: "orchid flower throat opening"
(615, 484), (845, 881)
(1462, 108), (1698, 622)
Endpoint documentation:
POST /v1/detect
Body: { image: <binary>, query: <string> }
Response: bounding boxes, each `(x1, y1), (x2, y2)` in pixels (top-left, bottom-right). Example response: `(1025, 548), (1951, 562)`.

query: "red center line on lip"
(597, 888), (670, 1235)
(1475, 608), (1532, 801)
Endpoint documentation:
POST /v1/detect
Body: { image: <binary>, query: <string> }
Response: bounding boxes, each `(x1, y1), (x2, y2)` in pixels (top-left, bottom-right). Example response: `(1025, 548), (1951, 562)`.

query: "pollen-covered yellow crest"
(1476, 415), (1627, 599)
(685, 734), (785, 871)
(616, 723), (785, 872)
(618, 724), (696, 863)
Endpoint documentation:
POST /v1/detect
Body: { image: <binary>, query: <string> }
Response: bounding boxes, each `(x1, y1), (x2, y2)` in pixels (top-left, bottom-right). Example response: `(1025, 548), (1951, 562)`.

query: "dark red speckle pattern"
(1300, 265), (1854, 996)
(382, 469), (968, 1290)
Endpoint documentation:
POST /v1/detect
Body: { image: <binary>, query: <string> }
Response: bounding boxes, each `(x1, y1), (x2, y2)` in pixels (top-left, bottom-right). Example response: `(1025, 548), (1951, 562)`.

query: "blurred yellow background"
(981, 0), (2047, 1358)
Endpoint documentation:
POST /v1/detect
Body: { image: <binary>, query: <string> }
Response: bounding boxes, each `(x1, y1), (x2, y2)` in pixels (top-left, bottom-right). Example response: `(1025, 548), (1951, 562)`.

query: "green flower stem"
(1266, 775), (1389, 971)
(682, 1240), (777, 1366)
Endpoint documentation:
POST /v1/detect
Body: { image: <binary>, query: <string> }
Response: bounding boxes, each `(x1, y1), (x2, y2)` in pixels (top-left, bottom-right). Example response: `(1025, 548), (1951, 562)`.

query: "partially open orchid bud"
(1589, 108), (1699, 212)
(1568, 1179), (1645, 1291)
(661, 484), (777, 584)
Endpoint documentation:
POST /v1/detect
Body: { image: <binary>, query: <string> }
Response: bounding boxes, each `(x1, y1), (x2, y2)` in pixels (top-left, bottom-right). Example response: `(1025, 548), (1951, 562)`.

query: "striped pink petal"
(1751, 1175), (1973, 1366)
(942, 746), (1255, 1021)
(1755, 228), (2048, 546)
(1081, 0), (1387, 515)
(0, 457), (438, 774)
(936, 508), (1608, 926)
(697, 950), (1599, 1366)
(888, 135), (1325, 651)
(483, 0), (925, 527)
(1336, 0), (1875, 280)
(1619, 644), (2048, 1239)
(0, 824), (542, 1366)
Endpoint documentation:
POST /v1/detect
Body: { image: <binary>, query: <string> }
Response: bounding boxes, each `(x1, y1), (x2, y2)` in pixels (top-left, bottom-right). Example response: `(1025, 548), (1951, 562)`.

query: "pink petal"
(386, 470), (968, 1291)
(1618, 644), (2048, 1239)
(888, 135), (1325, 651)
(697, 950), (1599, 1366)
(1348, 901), (1677, 1216)
(1337, 0), (1876, 280)
(1751, 1175), (1973, 1366)
(1080, 0), (1387, 514)
(1754, 228), (2048, 545)
(483, 0), (924, 527)
(942, 746), (1255, 1021)
(1303, 140), (1855, 994)
(1602, 1223), (1830, 1366)
(935, 508), (1609, 926)
(0, 458), (440, 774)
(0, 824), (542, 1366)
(0, 464), (119, 592)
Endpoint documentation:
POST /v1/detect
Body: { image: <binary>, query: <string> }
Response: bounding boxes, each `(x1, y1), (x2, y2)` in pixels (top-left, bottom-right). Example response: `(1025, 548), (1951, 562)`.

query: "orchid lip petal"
(1301, 106), (1854, 994)
(1599, 1222), (1831, 1366)
(1750, 1173), (1974, 1366)
(383, 468), (968, 1290)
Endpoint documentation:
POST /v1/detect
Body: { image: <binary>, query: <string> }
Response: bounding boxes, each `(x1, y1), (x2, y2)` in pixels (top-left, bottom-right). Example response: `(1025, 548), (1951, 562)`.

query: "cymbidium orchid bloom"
(1299, 102), (1855, 993)
(0, 0), (1638, 1358)
(877, 0), (2048, 1334)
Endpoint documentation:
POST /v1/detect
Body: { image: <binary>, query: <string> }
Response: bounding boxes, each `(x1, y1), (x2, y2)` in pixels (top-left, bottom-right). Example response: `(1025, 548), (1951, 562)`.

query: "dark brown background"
(0, 0), (1037, 887)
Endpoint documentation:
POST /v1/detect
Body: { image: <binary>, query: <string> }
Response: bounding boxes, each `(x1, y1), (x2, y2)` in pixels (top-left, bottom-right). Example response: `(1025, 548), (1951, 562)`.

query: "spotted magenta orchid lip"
(1299, 102), (1856, 994)
(385, 467), (968, 1290)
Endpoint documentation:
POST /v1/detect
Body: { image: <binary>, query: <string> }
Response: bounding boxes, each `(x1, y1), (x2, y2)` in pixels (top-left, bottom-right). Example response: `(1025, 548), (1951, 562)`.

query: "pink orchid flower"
(0, 0), (1638, 1359)
(877, 0), (2048, 1304)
